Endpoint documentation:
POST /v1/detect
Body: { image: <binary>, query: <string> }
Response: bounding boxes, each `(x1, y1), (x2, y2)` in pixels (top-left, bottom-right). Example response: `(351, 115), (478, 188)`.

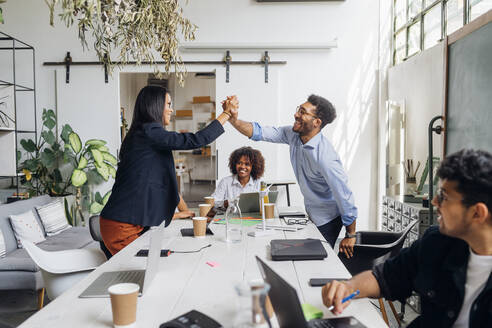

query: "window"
(446, 0), (464, 34)
(470, 0), (492, 21)
(392, 0), (492, 65)
(408, 22), (421, 56)
(424, 4), (442, 49)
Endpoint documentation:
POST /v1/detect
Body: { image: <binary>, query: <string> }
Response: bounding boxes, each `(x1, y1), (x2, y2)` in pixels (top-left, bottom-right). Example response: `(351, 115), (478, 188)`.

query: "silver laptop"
(278, 206), (307, 218)
(239, 191), (278, 213)
(79, 226), (163, 298)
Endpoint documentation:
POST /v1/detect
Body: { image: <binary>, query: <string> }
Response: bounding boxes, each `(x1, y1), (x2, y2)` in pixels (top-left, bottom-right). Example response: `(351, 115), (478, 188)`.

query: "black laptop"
(270, 239), (327, 261)
(256, 256), (367, 328)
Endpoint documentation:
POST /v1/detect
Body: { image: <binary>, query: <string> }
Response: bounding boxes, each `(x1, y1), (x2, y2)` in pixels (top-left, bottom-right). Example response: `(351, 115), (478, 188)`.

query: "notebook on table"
(270, 239), (327, 261)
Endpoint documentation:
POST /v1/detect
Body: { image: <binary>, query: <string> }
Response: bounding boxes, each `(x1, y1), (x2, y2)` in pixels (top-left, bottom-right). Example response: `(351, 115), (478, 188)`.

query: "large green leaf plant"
(19, 108), (117, 225)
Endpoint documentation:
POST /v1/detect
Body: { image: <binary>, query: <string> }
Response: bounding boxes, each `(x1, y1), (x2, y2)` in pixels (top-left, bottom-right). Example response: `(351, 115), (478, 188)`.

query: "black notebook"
(270, 239), (327, 261)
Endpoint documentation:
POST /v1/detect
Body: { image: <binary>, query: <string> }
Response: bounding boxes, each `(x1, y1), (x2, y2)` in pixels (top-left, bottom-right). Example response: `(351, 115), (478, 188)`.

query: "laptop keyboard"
(108, 270), (145, 286)
(309, 320), (335, 328)
(80, 270), (144, 297)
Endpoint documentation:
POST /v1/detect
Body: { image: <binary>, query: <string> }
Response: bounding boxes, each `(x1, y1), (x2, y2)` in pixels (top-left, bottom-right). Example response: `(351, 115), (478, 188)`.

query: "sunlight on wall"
(332, 32), (378, 170)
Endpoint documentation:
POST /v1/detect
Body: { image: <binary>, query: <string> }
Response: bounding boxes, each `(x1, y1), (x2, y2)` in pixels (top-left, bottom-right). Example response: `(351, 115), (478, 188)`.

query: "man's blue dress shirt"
(251, 123), (357, 227)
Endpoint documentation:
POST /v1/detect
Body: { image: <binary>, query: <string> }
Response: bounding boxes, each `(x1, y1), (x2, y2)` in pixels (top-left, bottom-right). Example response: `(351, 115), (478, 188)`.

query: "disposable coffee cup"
(204, 196), (215, 206)
(264, 203), (275, 219)
(199, 203), (213, 217)
(108, 283), (139, 328)
(193, 217), (208, 238)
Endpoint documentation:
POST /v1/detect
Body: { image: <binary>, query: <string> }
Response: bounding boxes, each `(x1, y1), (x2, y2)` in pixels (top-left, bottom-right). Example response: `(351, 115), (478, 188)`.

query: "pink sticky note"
(206, 261), (219, 267)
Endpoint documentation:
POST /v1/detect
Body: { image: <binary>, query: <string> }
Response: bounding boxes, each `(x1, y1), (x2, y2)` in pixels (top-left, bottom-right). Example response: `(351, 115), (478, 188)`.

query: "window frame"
(392, 0), (479, 65)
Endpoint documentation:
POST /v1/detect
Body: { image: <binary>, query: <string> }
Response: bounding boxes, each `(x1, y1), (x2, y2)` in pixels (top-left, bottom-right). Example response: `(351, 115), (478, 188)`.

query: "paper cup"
(264, 203), (275, 219)
(204, 196), (215, 206)
(193, 217), (208, 238)
(108, 283), (139, 328)
(199, 203), (213, 217)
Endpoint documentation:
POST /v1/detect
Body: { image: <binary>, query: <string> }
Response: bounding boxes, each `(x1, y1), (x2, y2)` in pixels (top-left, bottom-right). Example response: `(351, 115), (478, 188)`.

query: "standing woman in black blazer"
(100, 86), (236, 255)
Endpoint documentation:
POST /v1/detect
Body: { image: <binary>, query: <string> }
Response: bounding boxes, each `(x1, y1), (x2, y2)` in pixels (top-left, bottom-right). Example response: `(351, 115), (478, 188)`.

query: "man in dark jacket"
(321, 149), (492, 328)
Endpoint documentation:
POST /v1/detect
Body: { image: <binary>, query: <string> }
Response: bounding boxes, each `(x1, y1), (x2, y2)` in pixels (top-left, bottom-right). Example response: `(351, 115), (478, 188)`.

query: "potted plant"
(18, 109), (117, 226)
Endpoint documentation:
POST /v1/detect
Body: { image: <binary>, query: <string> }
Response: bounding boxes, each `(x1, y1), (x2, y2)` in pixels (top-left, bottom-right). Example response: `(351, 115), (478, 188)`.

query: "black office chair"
(89, 215), (112, 259)
(338, 219), (419, 326)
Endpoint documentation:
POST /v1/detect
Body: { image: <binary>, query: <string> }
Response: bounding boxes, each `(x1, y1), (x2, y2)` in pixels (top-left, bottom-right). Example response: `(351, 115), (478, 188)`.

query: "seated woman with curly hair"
(212, 146), (265, 208)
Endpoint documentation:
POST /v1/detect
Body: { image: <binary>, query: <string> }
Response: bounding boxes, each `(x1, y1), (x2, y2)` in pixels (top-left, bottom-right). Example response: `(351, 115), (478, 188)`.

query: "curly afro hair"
(228, 147), (265, 180)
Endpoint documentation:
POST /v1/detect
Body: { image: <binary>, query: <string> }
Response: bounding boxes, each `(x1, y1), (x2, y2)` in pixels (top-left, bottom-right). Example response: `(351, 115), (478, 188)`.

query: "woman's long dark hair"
(128, 85), (167, 133)
(120, 86), (167, 159)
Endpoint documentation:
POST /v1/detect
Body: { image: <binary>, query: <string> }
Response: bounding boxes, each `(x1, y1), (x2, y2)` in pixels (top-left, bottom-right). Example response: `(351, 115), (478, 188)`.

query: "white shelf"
(179, 41), (338, 51)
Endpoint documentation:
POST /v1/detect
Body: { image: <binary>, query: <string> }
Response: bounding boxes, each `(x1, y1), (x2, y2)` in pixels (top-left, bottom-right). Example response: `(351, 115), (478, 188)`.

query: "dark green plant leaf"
(17, 150), (21, 161)
(86, 169), (104, 185)
(53, 168), (63, 183)
(69, 132), (82, 154)
(95, 192), (103, 204)
(52, 184), (63, 195)
(52, 142), (61, 151)
(61, 124), (73, 143)
(64, 198), (73, 226)
(44, 117), (56, 130)
(40, 149), (56, 168)
(20, 139), (36, 152)
(41, 130), (56, 146)
(24, 159), (38, 171)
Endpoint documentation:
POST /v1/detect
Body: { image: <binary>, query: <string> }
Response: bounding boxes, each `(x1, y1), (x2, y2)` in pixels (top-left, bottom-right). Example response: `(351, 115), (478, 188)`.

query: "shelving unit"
(0, 31), (37, 196)
(172, 96), (216, 183)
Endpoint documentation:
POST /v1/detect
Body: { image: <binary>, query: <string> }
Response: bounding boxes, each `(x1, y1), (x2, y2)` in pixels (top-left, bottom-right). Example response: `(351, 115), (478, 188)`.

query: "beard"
(292, 118), (315, 136)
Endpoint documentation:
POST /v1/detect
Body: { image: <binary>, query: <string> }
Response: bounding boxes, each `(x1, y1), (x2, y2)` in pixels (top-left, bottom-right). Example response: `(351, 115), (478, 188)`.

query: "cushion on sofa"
(9, 210), (46, 248)
(36, 200), (71, 236)
(0, 248), (39, 272)
(0, 195), (52, 254)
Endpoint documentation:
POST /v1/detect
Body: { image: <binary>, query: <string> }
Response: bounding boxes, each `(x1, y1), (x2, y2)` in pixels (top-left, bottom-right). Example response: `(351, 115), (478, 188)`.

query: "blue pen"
(327, 290), (360, 311)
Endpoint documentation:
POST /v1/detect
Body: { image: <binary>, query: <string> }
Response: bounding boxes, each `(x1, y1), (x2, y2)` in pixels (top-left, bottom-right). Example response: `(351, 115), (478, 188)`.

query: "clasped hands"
(221, 95), (239, 122)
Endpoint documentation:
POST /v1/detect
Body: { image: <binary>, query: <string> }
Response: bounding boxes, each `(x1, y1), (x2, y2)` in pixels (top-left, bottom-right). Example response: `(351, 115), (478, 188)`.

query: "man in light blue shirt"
(225, 94), (357, 257)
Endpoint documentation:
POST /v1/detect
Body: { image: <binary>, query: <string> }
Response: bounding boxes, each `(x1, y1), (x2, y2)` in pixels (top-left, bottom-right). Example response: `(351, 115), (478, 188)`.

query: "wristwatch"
(345, 232), (357, 239)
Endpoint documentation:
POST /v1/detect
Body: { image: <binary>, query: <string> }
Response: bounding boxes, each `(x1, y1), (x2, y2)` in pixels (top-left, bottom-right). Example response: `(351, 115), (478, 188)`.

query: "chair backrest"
(88, 215), (102, 242)
(339, 219), (419, 275)
(22, 239), (106, 274)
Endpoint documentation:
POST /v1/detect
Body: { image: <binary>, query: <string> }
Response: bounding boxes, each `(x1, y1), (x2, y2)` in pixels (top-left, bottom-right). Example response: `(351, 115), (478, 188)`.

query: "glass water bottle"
(225, 197), (243, 243)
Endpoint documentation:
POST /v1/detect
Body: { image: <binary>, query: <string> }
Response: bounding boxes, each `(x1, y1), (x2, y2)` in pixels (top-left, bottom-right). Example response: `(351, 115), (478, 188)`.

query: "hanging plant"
(46, 0), (197, 85)
(0, 0), (6, 24)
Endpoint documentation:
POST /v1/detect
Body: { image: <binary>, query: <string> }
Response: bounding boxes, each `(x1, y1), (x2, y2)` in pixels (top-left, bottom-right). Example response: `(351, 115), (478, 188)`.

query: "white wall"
(388, 43), (445, 188)
(2, 0), (381, 230)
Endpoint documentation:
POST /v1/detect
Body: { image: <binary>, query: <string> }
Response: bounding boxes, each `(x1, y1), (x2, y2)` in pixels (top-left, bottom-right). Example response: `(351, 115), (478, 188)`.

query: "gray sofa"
(0, 195), (98, 308)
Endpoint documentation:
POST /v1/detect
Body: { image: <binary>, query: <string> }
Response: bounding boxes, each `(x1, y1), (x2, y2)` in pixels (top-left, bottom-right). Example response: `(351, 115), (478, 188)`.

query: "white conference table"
(19, 218), (387, 328)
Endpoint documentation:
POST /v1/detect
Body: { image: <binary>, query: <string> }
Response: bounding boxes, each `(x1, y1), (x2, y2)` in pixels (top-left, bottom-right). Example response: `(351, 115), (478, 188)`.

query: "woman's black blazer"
(101, 120), (224, 227)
